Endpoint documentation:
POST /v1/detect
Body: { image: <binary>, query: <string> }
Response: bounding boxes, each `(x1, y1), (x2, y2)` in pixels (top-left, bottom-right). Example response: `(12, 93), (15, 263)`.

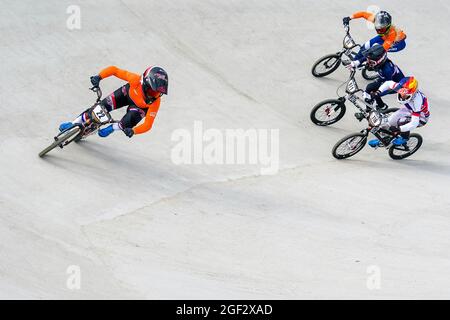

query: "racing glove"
(345, 60), (360, 70)
(90, 75), (102, 87)
(343, 17), (351, 25)
(370, 90), (381, 100)
(123, 127), (134, 138)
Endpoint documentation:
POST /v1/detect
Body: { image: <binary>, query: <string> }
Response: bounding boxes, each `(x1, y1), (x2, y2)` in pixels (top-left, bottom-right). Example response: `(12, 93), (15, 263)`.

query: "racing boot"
(368, 139), (381, 148)
(98, 125), (114, 138)
(392, 136), (408, 146)
(59, 122), (74, 132)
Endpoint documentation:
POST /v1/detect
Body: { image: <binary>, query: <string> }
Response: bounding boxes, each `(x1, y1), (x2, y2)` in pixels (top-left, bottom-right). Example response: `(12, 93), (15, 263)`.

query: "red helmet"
(141, 66), (169, 95)
(395, 77), (418, 104)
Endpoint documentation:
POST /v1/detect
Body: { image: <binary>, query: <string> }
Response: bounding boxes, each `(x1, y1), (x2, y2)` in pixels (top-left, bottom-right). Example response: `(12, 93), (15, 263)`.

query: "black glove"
(90, 75), (102, 87)
(389, 126), (400, 136)
(370, 90), (381, 100)
(343, 16), (351, 25)
(123, 127), (134, 138)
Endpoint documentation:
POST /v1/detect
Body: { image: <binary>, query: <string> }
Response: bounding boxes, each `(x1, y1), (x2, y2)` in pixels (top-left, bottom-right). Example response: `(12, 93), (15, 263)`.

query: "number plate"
(346, 79), (358, 93)
(368, 111), (382, 127)
(343, 35), (356, 49)
(92, 105), (109, 124)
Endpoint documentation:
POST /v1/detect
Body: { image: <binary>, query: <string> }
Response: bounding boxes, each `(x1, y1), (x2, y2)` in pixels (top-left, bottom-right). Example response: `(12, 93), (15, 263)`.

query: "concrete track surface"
(1, 0), (450, 299)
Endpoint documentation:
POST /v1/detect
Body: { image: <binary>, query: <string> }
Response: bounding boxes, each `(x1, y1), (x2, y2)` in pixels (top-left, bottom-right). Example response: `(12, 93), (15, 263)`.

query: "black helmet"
(365, 45), (387, 69)
(374, 11), (392, 35)
(142, 66), (169, 95)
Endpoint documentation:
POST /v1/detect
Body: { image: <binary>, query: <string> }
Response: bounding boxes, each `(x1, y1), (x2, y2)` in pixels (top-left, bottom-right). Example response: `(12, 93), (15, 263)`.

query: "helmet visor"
(366, 53), (385, 68)
(154, 77), (168, 94)
(376, 26), (389, 35)
(397, 88), (412, 102)
(367, 58), (378, 67)
(145, 73), (168, 95)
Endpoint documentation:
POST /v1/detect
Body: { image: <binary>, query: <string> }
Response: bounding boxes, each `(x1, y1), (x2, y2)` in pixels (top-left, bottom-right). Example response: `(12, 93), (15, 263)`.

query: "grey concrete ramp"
(1, 0), (450, 298)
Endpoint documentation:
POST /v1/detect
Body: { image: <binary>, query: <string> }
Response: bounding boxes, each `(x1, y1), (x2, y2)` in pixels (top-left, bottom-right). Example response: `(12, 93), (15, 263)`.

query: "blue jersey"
(377, 59), (404, 82)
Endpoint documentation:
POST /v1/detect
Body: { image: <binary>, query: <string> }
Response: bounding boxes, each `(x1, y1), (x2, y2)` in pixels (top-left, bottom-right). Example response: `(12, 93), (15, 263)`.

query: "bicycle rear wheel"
(361, 66), (379, 80)
(388, 133), (423, 160)
(39, 126), (81, 157)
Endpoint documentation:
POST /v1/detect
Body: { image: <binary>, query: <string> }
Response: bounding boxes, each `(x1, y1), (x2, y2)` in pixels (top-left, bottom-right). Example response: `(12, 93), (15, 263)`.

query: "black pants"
(100, 84), (147, 130)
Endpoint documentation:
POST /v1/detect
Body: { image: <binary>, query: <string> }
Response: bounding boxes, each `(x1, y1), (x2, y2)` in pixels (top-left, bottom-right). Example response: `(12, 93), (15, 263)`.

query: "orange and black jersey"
(99, 66), (161, 135)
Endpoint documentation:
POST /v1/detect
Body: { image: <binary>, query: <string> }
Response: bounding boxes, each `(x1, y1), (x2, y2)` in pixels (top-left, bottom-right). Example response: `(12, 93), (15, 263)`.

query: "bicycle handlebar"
(88, 86), (119, 125)
(90, 86), (102, 102)
(344, 23), (350, 33)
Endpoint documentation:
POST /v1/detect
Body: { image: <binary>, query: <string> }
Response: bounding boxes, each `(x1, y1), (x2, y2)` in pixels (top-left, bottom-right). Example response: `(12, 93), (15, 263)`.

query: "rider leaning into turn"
(343, 10), (407, 61)
(368, 76), (430, 147)
(348, 44), (405, 111)
(59, 65), (169, 138)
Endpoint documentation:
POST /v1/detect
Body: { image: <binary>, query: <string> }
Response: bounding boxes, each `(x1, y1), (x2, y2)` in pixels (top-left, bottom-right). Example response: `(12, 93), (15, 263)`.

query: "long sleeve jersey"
(99, 66), (161, 135)
(379, 81), (430, 132)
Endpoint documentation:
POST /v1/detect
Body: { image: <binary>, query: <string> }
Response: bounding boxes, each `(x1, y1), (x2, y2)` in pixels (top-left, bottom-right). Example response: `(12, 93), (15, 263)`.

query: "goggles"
(376, 25), (390, 35)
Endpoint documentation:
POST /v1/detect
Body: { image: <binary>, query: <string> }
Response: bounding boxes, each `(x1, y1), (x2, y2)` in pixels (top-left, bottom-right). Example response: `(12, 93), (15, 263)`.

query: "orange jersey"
(99, 66), (161, 135)
(351, 11), (406, 51)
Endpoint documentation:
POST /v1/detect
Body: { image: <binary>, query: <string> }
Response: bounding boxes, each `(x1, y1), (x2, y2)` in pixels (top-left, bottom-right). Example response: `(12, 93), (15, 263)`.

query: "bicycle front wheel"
(311, 54), (341, 77)
(332, 132), (367, 159)
(39, 126), (81, 157)
(310, 99), (346, 126)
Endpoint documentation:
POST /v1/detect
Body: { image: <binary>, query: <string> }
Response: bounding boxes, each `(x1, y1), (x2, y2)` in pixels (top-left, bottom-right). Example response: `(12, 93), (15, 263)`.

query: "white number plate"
(369, 112), (382, 127)
(92, 105), (109, 124)
(346, 79), (357, 93)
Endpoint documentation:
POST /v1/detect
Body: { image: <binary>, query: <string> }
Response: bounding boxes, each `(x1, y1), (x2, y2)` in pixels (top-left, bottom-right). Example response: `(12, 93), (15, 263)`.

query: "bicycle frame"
(39, 86), (120, 157)
(360, 110), (396, 149)
(337, 70), (376, 115)
(55, 87), (117, 143)
(77, 87), (118, 138)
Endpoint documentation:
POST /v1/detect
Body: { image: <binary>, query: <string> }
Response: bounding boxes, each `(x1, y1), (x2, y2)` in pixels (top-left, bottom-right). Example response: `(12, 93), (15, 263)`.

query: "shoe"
(368, 139), (380, 148)
(392, 136), (408, 146)
(378, 103), (388, 111)
(59, 122), (74, 132)
(98, 125), (114, 138)
(364, 98), (374, 105)
(354, 112), (365, 121)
